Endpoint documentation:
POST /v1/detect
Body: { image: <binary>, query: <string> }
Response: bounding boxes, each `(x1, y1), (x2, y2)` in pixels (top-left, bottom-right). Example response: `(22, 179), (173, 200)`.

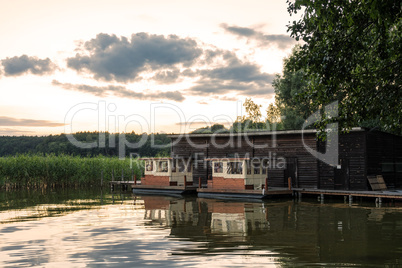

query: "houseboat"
(132, 157), (197, 195)
(197, 157), (292, 199)
(169, 128), (402, 198)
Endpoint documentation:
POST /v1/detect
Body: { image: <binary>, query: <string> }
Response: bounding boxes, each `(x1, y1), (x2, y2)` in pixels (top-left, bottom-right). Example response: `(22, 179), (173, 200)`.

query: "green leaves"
(286, 0), (402, 135)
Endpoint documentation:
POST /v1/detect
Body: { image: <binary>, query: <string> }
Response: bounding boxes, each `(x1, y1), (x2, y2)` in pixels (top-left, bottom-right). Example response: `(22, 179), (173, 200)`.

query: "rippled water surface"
(1, 189), (402, 267)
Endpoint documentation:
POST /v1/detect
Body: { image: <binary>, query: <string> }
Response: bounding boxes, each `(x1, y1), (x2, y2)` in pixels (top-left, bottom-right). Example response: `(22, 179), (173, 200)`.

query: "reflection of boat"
(132, 157), (197, 195)
(139, 195), (402, 265)
(198, 158), (293, 199)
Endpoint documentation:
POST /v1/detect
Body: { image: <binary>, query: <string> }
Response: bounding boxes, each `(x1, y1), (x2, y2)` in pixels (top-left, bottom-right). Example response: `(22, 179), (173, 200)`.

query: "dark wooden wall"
(339, 131), (367, 190)
(366, 131), (402, 189)
(171, 133), (318, 188)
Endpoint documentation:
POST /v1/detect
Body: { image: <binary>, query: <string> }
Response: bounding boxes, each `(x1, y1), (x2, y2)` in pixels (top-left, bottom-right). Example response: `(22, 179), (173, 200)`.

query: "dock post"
(349, 195), (353, 203)
(134, 174), (137, 185)
(184, 175), (187, 188)
(265, 177), (268, 191)
(287, 177), (292, 190)
(198, 177), (201, 189)
(320, 194), (324, 204)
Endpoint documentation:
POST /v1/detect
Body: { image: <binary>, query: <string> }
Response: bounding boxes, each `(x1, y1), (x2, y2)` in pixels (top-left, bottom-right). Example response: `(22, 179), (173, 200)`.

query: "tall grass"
(0, 154), (143, 189)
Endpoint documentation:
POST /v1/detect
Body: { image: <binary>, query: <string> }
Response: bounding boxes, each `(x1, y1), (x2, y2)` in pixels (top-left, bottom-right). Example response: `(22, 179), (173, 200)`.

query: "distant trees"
(0, 132), (170, 157)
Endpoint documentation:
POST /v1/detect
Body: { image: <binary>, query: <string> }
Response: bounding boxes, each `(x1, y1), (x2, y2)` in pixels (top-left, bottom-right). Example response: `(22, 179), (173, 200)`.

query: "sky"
(0, 0), (300, 136)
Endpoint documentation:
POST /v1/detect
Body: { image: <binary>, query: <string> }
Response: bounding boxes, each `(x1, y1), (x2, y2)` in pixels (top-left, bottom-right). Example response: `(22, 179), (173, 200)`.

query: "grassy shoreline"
(0, 154), (143, 189)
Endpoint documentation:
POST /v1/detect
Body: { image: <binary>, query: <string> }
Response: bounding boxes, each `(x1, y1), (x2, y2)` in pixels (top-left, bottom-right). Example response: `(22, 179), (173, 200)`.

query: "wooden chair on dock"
(367, 175), (387, 191)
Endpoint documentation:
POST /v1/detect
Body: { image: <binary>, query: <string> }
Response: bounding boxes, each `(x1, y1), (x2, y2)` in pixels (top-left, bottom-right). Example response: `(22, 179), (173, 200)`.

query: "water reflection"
(1, 189), (402, 267)
(142, 196), (402, 267)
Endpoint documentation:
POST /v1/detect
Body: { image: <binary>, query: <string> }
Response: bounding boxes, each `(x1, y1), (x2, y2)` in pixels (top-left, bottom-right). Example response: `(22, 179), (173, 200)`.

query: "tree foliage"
(271, 46), (315, 129)
(287, 0), (401, 134)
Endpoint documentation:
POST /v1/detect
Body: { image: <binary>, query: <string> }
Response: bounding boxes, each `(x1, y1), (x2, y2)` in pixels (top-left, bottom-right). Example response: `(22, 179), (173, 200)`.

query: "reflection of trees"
(141, 195), (402, 266)
(0, 188), (114, 224)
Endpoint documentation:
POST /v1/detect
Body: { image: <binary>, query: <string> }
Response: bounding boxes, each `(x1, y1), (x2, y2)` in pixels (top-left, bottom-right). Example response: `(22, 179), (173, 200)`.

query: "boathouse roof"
(167, 127), (365, 138)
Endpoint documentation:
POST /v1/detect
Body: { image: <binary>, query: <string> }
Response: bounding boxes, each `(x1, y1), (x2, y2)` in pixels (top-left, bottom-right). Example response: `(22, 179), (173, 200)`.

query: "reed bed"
(0, 154), (143, 189)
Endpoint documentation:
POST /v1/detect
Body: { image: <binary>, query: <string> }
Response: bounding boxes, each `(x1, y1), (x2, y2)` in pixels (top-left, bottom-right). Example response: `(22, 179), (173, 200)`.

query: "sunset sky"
(0, 0), (300, 136)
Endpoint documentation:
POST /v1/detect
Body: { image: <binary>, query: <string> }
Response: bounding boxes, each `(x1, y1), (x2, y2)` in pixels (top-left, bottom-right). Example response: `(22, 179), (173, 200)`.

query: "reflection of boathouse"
(169, 129), (402, 190)
(140, 195), (402, 265)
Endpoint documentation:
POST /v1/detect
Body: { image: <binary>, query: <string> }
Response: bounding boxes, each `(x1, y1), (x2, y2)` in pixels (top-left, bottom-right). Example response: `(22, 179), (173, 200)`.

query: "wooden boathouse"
(168, 128), (402, 191)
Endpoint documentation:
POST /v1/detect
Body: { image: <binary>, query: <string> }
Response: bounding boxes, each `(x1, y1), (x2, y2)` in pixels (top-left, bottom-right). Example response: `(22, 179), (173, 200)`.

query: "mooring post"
(184, 175), (187, 187)
(134, 174), (137, 185)
(265, 177), (268, 191)
(349, 195), (353, 203)
(288, 177), (292, 190)
(198, 177), (202, 189)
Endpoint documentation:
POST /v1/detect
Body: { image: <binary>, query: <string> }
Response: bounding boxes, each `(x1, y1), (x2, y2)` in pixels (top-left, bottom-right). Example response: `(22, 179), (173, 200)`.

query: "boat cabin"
(141, 157), (193, 187)
(206, 158), (269, 190)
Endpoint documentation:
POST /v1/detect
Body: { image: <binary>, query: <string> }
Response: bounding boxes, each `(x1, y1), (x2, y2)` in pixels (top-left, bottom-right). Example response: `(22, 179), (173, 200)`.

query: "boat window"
(172, 159), (177, 173)
(262, 159), (269, 174)
(145, 160), (153, 172)
(214, 162), (223, 173)
(247, 161), (252, 175)
(157, 160), (169, 173)
(227, 162), (243, 175)
(178, 161), (185, 172)
(253, 161), (261, 175)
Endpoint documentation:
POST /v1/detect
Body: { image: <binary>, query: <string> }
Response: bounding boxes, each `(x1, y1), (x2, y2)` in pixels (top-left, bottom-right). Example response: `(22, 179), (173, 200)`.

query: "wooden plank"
(367, 175), (387, 191)
(376, 175), (387, 190)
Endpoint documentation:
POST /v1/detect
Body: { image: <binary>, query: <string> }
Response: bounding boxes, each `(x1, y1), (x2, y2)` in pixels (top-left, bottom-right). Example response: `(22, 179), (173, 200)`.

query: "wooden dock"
(197, 187), (293, 200)
(110, 180), (402, 203)
(293, 188), (402, 203)
(132, 184), (197, 195)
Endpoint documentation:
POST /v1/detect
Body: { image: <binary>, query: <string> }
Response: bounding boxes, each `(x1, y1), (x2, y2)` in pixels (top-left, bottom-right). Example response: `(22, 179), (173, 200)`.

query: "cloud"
(0, 128), (35, 135)
(67, 33), (202, 82)
(152, 68), (181, 84)
(188, 80), (274, 98)
(198, 63), (274, 84)
(221, 24), (296, 49)
(0, 116), (64, 127)
(52, 80), (185, 102)
(184, 52), (275, 98)
(62, 32), (277, 100)
(1, 55), (57, 76)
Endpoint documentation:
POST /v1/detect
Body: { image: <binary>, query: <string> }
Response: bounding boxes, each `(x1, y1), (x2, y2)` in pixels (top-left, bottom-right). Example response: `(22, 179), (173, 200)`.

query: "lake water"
(1, 189), (402, 267)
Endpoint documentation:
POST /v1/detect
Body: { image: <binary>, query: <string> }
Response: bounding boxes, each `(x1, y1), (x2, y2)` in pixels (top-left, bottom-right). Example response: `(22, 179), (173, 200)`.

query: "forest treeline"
(0, 132), (170, 157)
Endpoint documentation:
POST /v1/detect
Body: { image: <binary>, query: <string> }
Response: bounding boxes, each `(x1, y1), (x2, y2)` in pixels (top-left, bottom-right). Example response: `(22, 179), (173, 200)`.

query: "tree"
(287, 0), (401, 134)
(271, 46), (315, 130)
(233, 98), (267, 132)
